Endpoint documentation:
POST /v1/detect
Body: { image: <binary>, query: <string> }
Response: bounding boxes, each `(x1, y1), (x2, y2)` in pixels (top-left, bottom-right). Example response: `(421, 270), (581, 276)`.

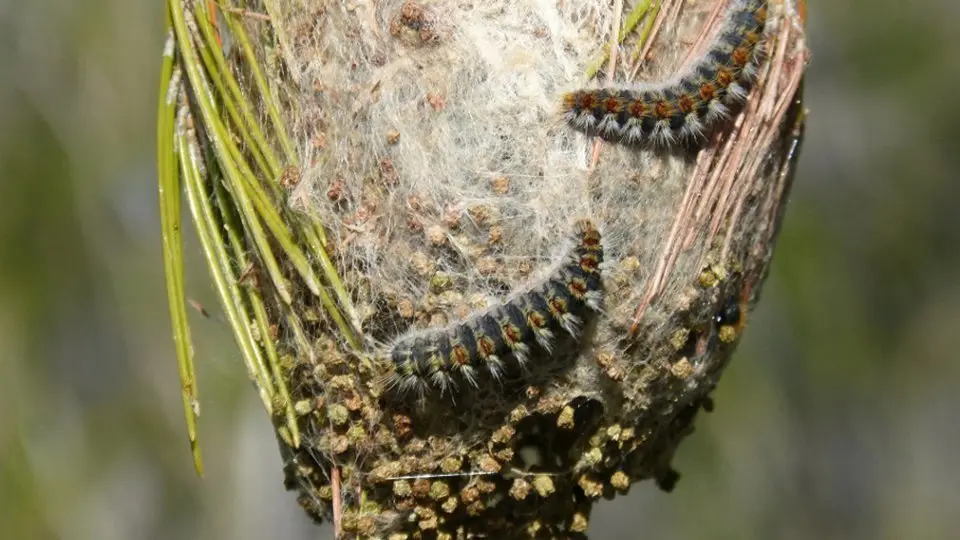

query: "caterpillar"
(383, 219), (604, 400)
(561, 0), (769, 145)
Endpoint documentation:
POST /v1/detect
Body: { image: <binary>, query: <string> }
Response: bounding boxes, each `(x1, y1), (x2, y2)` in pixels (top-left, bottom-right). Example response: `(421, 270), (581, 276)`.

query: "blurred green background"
(1, 1), (957, 539)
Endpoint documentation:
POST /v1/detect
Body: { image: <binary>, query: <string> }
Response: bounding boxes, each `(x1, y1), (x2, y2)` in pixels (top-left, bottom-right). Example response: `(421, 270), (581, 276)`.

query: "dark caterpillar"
(383, 219), (603, 400)
(561, 0), (768, 145)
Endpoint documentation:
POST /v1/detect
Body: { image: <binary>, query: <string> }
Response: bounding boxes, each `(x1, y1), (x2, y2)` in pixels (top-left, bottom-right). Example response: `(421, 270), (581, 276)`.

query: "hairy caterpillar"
(561, 0), (768, 145)
(383, 219), (604, 400)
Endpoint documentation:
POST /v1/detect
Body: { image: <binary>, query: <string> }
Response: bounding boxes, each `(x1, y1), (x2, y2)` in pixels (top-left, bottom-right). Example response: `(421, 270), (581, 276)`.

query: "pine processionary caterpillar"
(382, 219), (604, 400)
(561, 0), (769, 145)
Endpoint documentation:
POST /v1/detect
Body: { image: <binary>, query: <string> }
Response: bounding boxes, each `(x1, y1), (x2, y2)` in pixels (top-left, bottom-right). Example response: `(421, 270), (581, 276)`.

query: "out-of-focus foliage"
(0, 1), (957, 539)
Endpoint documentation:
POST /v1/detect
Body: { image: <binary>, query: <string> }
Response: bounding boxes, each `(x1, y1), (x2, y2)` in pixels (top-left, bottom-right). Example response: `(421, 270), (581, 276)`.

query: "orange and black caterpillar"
(383, 220), (603, 399)
(561, 0), (768, 145)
